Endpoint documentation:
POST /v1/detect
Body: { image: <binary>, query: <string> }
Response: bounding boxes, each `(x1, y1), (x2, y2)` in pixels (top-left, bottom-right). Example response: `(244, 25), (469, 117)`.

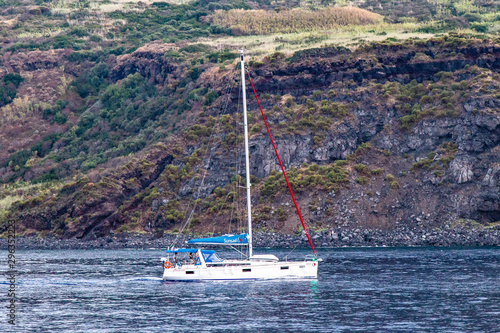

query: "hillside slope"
(1, 34), (498, 240)
(0, 0), (499, 241)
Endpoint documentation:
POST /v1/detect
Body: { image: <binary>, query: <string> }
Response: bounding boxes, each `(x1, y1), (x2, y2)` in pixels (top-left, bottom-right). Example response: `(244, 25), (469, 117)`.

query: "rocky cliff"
(1, 35), (499, 241)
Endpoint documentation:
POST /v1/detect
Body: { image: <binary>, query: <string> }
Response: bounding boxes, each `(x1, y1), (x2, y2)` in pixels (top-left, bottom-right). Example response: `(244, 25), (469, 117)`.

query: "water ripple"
(1, 247), (499, 332)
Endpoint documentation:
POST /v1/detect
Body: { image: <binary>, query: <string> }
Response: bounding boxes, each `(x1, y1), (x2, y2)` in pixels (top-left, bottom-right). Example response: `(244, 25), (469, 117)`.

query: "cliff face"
(193, 109), (499, 232)
(109, 42), (181, 85)
(194, 38), (500, 231)
(250, 44), (500, 93)
(2, 36), (499, 239)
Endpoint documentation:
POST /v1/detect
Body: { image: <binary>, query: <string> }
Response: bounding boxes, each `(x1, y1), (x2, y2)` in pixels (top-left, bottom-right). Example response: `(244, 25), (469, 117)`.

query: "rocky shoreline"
(2, 225), (499, 250)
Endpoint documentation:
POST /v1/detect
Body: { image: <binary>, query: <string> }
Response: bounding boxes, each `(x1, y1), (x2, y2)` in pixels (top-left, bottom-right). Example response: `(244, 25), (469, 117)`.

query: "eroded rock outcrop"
(110, 41), (180, 84)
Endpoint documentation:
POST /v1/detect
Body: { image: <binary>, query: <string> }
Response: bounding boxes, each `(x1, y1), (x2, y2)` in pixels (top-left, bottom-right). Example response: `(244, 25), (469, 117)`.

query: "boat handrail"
(305, 254), (316, 261)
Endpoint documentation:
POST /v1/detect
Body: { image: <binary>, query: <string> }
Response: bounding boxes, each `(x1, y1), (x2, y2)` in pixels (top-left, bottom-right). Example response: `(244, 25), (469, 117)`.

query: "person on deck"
(193, 252), (199, 265)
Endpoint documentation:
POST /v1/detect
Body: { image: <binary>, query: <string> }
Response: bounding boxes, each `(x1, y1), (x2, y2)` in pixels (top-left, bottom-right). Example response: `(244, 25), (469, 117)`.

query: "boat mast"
(240, 50), (253, 258)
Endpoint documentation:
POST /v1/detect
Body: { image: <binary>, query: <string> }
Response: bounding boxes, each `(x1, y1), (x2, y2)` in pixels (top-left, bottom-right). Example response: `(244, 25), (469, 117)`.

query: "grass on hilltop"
(197, 24), (432, 57)
(208, 6), (383, 35)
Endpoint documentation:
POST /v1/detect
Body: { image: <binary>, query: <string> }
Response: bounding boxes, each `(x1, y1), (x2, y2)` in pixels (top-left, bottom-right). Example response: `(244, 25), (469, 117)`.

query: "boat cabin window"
(207, 263), (251, 267)
(280, 266), (289, 270)
(242, 268), (251, 272)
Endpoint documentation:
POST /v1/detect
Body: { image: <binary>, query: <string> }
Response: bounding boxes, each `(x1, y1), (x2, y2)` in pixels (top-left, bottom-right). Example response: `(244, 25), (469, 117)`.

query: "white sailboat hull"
(163, 260), (318, 281)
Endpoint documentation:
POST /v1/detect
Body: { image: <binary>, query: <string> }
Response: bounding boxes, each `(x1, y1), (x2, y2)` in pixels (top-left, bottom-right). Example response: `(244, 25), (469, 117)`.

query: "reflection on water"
(310, 279), (318, 297)
(1, 247), (499, 332)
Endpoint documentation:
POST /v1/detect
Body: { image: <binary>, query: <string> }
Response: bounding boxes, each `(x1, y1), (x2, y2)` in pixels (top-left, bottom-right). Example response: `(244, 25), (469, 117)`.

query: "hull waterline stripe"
(246, 72), (317, 257)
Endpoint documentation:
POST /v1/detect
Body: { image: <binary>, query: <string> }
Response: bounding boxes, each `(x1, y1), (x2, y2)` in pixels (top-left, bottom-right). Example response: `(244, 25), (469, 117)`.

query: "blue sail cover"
(165, 248), (199, 253)
(187, 234), (248, 246)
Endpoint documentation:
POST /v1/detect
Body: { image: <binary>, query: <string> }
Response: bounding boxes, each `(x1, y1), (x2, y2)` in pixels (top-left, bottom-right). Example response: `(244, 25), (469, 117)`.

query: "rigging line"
(284, 242), (300, 261)
(246, 70), (317, 257)
(177, 170), (207, 231)
(170, 75), (236, 249)
(220, 85), (237, 234)
(171, 153), (209, 247)
(228, 75), (243, 235)
(228, 198), (234, 234)
(235, 70), (248, 258)
(234, 76), (243, 235)
(205, 71), (239, 237)
(170, 140), (208, 246)
(215, 190), (235, 217)
(182, 82), (231, 238)
(172, 138), (216, 245)
(229, 245), (247, 257)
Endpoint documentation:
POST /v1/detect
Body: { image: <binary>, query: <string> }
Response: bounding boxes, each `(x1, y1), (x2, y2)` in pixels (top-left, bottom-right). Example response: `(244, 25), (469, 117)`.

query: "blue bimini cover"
(187, 233), (248, 246)
(165, 248), (199, 253)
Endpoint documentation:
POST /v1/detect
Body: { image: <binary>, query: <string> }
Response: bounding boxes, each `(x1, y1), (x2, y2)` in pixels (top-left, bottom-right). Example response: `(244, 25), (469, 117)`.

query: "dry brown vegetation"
(209, 7), (383, 35)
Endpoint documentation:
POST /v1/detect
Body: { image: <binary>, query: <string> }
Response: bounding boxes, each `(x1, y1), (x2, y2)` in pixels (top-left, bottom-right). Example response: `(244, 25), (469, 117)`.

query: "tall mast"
(240, 50), (253, 258)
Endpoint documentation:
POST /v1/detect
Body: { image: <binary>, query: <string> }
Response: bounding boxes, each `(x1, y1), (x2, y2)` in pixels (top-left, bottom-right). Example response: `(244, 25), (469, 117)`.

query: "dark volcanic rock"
(110, 42), (180, 84)
(2, 226), (499, 250)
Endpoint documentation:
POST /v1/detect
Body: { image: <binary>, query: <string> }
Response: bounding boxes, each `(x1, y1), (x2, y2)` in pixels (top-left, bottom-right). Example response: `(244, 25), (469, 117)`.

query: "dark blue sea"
(1, 247), (499, 332)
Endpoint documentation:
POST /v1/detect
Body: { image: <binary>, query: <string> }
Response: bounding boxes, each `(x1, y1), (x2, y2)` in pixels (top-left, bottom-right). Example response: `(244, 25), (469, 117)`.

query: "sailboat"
(161, 51), (320, 281)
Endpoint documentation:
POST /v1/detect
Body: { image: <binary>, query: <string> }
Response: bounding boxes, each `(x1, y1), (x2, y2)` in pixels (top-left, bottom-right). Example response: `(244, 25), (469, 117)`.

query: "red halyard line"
(246, 71), (317, 256)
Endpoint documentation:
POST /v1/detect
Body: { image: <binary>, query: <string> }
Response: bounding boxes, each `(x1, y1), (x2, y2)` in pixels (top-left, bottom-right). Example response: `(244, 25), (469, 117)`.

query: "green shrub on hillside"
(261, 161), (349, 197)
(0, 74), (24, 107)
(207, 49), (238, 63)
(71, 62), (109, 98)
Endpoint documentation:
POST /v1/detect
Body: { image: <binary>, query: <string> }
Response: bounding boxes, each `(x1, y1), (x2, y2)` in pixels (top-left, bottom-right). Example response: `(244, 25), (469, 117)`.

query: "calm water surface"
(1, 247), (499, 332)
